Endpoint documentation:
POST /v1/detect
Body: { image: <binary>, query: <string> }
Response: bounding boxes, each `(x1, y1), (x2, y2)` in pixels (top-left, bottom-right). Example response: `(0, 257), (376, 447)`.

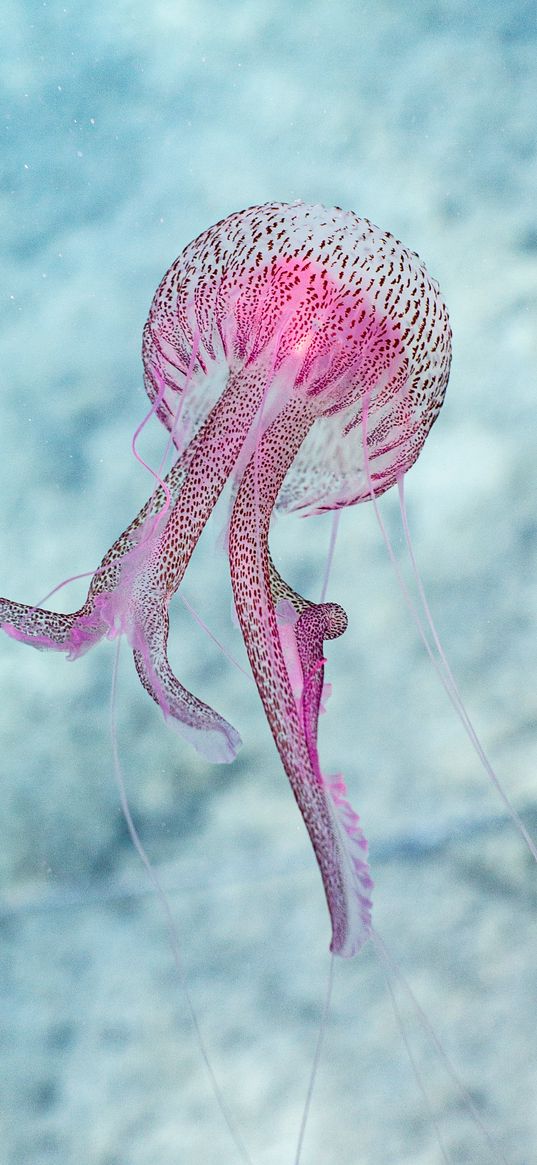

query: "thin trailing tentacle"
(229, 397), (372, 958)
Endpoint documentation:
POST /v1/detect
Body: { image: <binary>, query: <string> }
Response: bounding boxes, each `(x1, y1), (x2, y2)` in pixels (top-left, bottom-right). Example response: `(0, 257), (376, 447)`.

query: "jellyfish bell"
(0, 201), (451, 960)
(144, 201), (451, 514)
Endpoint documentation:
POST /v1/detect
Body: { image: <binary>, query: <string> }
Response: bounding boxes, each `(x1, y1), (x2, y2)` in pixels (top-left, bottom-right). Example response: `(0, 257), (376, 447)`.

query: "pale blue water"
(1, 2), (536, 1163)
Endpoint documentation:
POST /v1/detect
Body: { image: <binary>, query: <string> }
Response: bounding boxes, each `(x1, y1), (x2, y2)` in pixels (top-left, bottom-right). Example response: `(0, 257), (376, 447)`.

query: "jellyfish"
(0, 201), (451, 959)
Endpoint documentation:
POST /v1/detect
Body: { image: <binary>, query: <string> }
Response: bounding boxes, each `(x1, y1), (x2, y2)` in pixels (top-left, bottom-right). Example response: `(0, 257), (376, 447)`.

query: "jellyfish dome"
(142, 201), (451, 515)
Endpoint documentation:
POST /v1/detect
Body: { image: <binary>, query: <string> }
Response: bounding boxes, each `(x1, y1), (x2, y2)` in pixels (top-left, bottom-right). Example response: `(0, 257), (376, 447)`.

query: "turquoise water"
(1, 2), (536, 1162)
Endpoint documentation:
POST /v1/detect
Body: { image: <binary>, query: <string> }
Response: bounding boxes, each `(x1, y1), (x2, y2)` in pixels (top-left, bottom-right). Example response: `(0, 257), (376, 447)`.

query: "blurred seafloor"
(0, 2), (536, 1163)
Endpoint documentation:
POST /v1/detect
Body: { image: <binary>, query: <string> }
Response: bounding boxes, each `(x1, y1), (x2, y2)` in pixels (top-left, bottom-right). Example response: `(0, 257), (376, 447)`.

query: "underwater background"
(1, 1), (536, 1162)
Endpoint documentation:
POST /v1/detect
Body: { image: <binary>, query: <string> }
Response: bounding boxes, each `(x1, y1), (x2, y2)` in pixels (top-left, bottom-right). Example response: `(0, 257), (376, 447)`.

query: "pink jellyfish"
(0, 202), (451, 959)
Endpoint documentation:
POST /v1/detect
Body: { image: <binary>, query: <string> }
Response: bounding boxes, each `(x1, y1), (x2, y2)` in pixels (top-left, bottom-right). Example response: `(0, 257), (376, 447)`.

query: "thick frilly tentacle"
(294, 603), (373, 947)
(0, 598), (78, 651)
(0, 595), (110, 657)
(130, 596), (241, 764)
(229, 399), (373, 957)
(1, 366), (267, 763)
(118, 363), (273, 759)
(270, 570), (373, 949)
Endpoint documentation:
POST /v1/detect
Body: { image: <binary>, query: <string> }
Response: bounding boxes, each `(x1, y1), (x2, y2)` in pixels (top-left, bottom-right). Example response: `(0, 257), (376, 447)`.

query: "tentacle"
(0, 425), (198, 657)
(0, 598), (84, 653)
(1, 365), (268, 762)
(117, 362), (276, 752)
(229, 398), (373, 958)
(0, 589), (119, 657)
(131, 596), (241, 764)
(295, 602), (372, 939)
(267, 551), (311, 615)
(270, 562), (372, 929)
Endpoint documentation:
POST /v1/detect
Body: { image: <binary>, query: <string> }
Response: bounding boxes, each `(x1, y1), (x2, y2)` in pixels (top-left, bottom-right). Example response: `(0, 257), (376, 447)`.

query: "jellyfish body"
(0, 202), (451, 958)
